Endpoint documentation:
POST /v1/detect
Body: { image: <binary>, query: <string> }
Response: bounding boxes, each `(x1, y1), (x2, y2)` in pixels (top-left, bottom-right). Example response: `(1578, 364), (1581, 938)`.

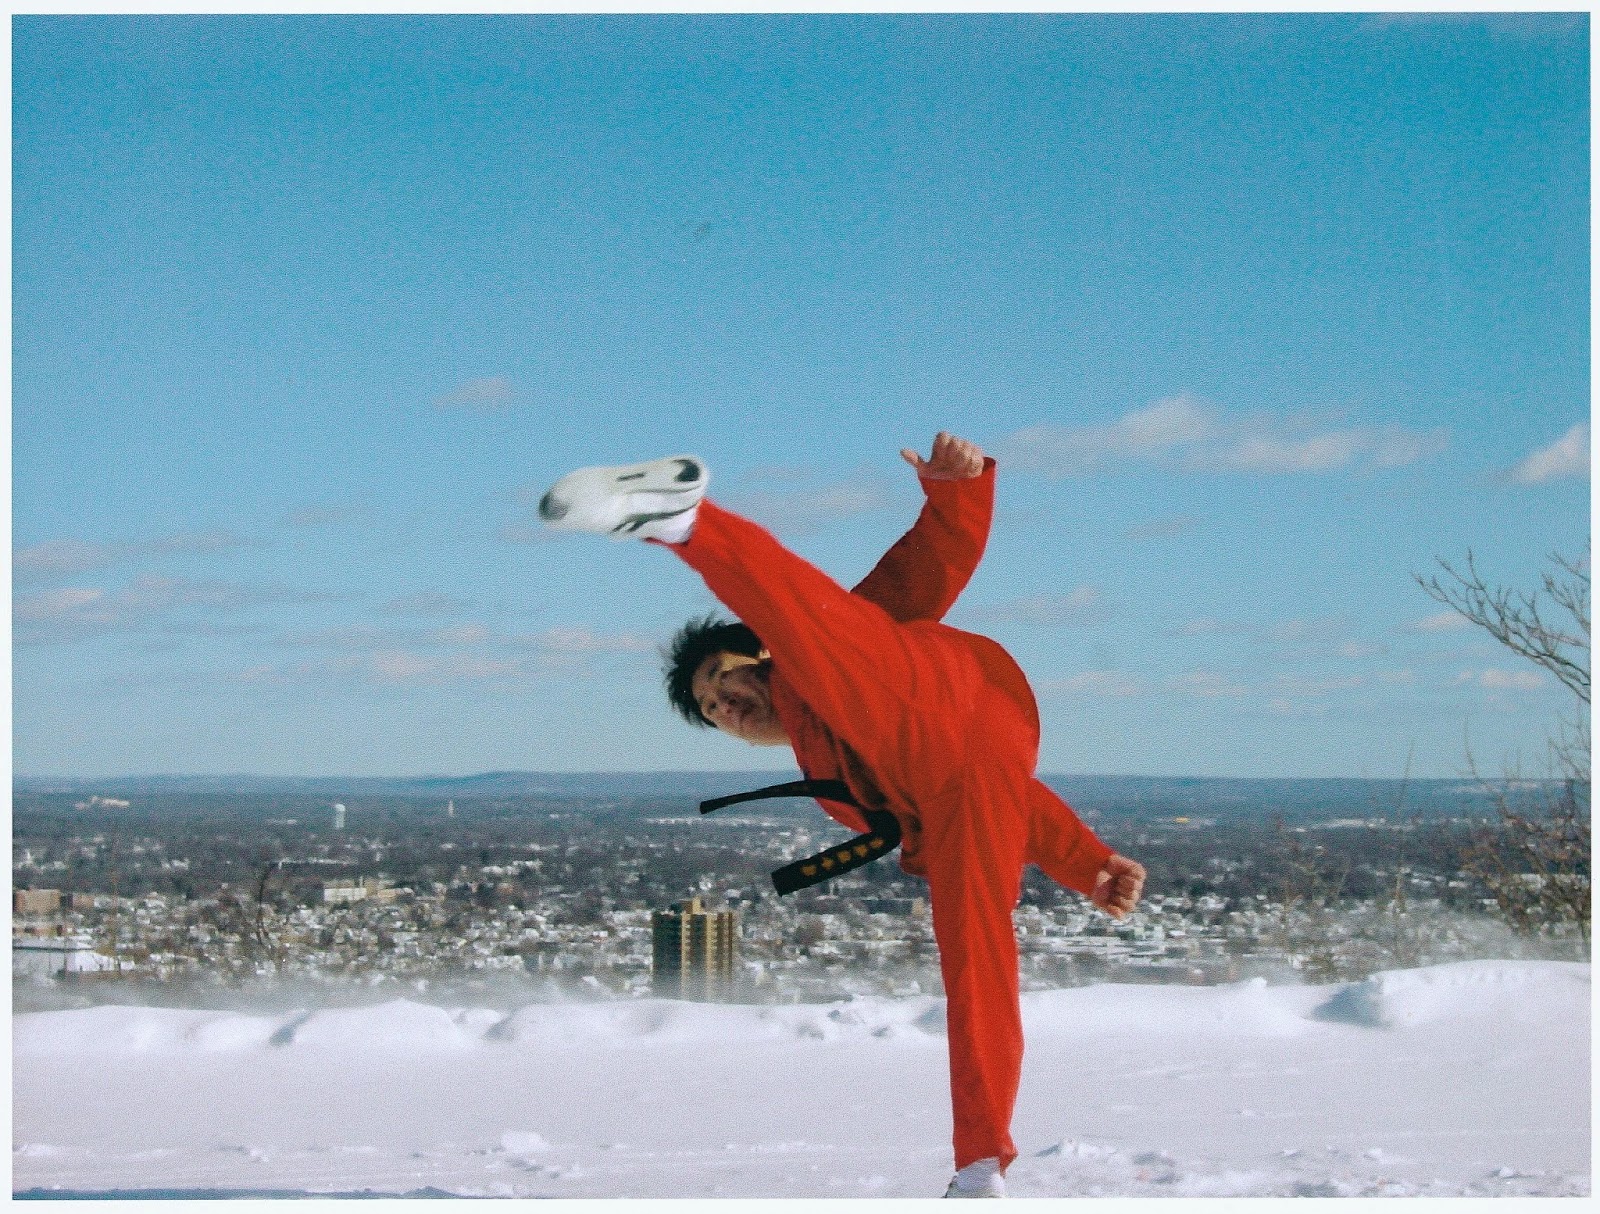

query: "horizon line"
(13, 769), (1515, 784)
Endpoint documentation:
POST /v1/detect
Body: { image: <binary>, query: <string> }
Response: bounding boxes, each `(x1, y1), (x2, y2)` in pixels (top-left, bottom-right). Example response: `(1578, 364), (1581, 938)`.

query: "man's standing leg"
(919, 736), (1034, 1176)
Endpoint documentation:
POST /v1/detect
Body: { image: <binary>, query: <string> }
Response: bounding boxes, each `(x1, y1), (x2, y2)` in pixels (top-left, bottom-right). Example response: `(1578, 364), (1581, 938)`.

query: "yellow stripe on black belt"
(699, 778), (903, 896)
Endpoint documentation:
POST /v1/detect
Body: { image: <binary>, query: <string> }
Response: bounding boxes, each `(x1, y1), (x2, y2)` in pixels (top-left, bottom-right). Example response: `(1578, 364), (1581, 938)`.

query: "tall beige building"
(14, 888), (62, 916)
(651, 896), (737, 1000)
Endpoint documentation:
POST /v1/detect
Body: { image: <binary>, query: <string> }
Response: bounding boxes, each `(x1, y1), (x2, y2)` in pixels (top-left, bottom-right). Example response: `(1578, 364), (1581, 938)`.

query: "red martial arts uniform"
(663, 459), (1114, 1171)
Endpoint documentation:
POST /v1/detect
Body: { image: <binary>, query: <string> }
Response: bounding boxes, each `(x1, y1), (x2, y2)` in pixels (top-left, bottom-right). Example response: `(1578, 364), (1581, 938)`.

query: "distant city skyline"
(13, 11), (1589, 779)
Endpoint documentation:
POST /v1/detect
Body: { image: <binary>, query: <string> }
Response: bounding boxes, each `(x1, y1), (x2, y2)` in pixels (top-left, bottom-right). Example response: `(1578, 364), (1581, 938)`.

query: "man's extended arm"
(851, 433), (994, 623)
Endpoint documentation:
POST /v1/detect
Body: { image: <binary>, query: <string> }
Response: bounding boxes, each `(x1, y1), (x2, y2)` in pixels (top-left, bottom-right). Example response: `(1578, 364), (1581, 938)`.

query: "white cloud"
(1266, 617), (1344, 644)
(1193, 423), (1447, 474)
(1414, 610), (1473, 633)
(1211, 430), (1366, 474)
(14, 530), (254, 583)
(234, 623), (652, 688)
(116, 575), (275, 614)
(14, 587), (112, 627)
(285, 650), (539, 687)
(535, 626), (655, 655)
(1372, 428), (1451, 468)
(15, 576), (335, 644)
(281, 619), (654, 657)
(996, 398), (1447, 478)
(1508, 422), (1589, 485)
(1261, 619), (1394, 665)
(13, 540), (117, 580)
(996, 394), (1217, 475)
(364, 651), (530, 684)
(1457, 668), (1547, 692)
(1116, 394), (1218, 450)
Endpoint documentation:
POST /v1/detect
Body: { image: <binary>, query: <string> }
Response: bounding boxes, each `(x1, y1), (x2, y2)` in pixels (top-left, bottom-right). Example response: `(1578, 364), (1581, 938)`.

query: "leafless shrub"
(1416, 549), (1590, 948)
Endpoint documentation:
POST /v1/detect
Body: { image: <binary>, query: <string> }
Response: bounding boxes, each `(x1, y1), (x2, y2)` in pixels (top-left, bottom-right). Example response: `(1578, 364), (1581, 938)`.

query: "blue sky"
(12, 11), (1590, 779)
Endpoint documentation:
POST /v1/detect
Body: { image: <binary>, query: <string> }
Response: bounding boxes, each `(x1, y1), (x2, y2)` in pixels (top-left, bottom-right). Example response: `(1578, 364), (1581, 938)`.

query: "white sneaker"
(943, 1158), (1006, 1198)
(538, 455), (708, 542)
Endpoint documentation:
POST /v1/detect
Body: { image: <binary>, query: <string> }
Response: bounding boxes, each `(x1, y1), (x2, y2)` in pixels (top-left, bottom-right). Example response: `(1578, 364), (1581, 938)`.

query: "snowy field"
(12, 959), (1590, 1200)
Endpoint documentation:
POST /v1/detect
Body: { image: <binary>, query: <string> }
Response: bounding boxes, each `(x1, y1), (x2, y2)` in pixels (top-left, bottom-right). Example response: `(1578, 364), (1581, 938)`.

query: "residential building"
(652, 896), (737, 1000)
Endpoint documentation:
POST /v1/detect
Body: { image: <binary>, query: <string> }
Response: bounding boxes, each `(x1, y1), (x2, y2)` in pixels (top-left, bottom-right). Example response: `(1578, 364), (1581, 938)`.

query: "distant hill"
(11, 770), (801, 801)
(1037, 774), (1536, 824)
(12, 770), (1550, 823)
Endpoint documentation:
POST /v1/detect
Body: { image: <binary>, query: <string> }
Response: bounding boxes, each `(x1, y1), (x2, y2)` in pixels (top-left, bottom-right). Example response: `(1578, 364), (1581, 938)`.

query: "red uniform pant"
(669, 502), (1110, 1171)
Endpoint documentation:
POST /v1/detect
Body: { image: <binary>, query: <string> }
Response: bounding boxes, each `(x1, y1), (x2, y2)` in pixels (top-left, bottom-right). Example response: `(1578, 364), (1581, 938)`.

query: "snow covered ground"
(12, 959), (1590, 1200)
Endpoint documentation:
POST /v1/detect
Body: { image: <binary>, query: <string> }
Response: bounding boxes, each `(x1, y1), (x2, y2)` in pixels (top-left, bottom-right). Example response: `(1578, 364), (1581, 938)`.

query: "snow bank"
(279, 999), (494, 1050)
(12, 962), (1589, 1200)
(15, 961), (1590, 1057)
(1312, 958), (1590, 1029)
(12, 991), (955, 1054)
(494, 991), (949, 1046)
(1024, 974), (1323, 1038)
(11, 1005), (282, 1055)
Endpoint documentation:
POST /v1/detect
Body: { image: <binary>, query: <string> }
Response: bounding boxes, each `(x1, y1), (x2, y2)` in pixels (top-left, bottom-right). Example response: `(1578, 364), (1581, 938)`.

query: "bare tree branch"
(1418, 547), (1590, 947)
(1415, 548), (1590, 704)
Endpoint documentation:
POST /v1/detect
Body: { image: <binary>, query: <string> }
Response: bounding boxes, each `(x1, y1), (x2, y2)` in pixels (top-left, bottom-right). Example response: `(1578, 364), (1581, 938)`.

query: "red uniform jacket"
(756, 461), (1109, 893)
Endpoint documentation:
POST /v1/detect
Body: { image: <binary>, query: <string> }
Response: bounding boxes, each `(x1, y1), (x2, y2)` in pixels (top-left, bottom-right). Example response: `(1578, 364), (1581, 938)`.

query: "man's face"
(690, 650), (789, 746)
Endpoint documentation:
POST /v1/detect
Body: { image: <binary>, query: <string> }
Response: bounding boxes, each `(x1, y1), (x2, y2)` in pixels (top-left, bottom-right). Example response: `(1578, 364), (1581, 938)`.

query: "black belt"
(700, 778), (902, 896)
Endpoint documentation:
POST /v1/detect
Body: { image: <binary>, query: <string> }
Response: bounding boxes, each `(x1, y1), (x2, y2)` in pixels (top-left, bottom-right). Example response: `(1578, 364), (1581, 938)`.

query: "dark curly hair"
(663, 613), (765, 727)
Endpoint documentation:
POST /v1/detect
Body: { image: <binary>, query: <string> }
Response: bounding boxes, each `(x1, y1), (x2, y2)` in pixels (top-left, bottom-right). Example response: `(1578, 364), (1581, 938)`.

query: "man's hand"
(901, 431), (986, 480)
(1091, 854), (1147, 919)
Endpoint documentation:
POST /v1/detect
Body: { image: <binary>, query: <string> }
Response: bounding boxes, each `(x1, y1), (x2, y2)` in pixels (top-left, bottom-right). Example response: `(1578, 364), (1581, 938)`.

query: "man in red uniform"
(540, 433), (1146, 1198)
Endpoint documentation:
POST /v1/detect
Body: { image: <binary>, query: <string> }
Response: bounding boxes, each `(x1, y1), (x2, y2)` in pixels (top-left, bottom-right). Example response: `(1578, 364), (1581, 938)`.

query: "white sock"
(953, 1157), (1003, 1193)
(645, 504), (698, 545)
